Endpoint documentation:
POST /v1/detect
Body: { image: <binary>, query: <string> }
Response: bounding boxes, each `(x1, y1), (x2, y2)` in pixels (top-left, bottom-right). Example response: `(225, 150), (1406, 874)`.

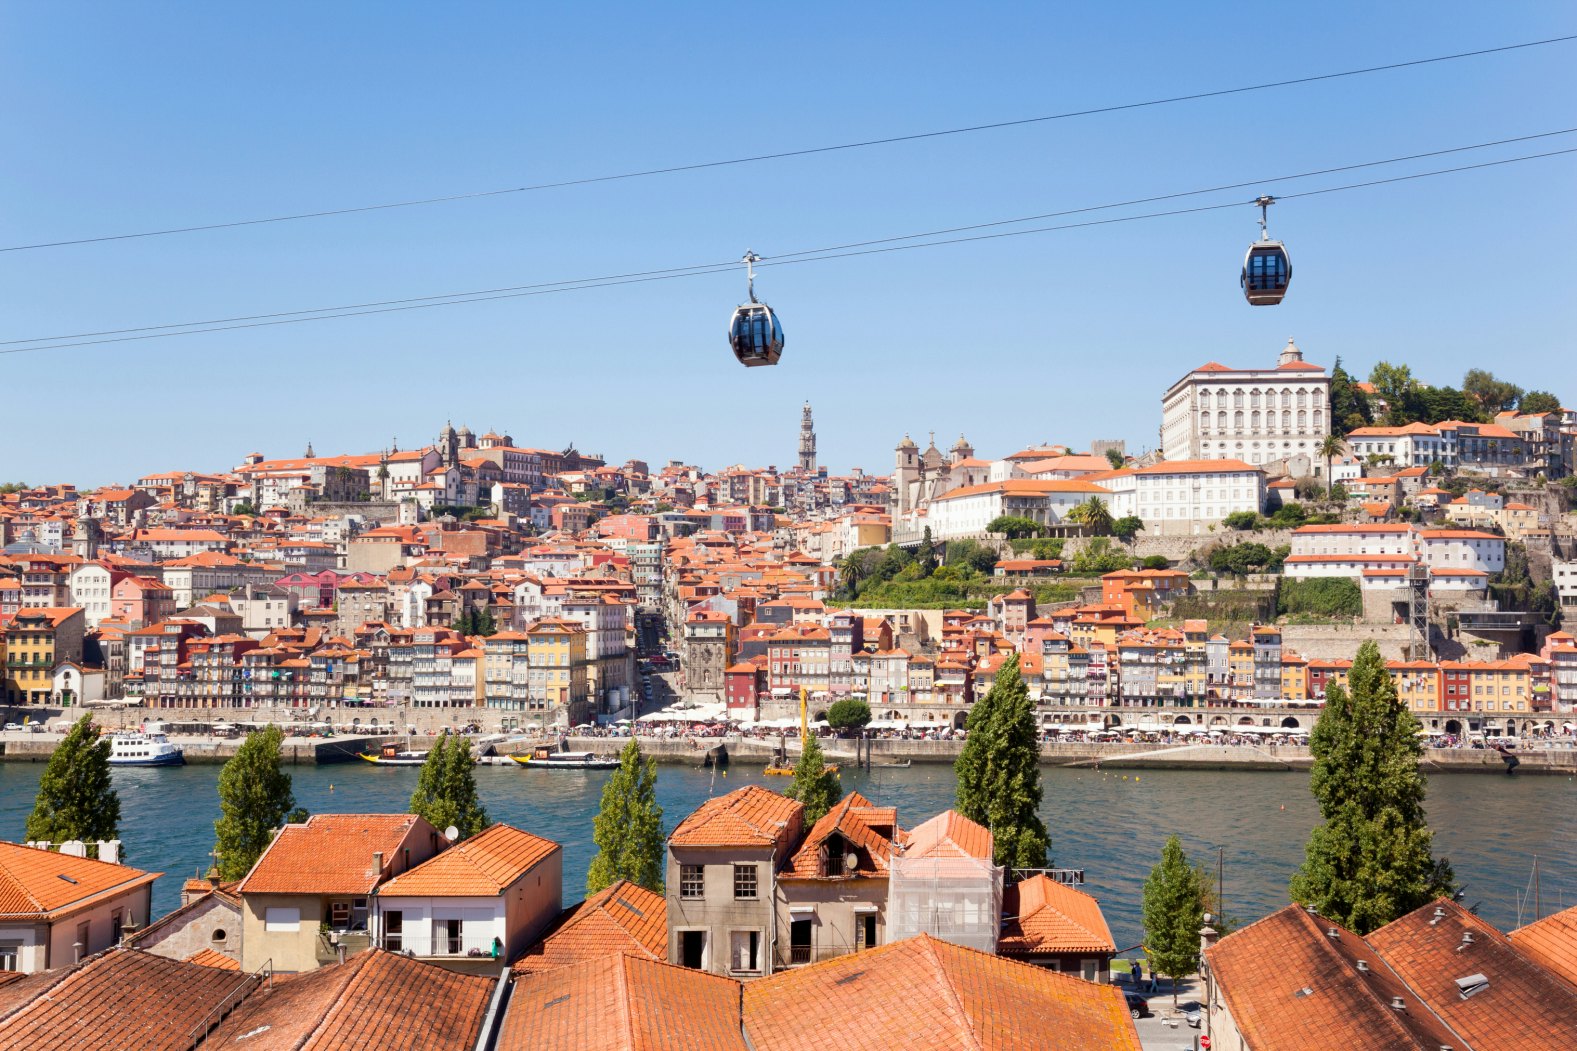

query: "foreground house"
(998, 873), (1117, 981)
(236, 814), (444, 973)
(127, 877), (242, 968)
(0, 840), (159, 973)
(373, 822), (562, 972)
(1205, 898), (1577, 1050)
(1509, 903), (1577, 987)
(512, 878), (666, 974)
(499, 933), (1141, 1050)
(0, 945), (498, 1050)
(666, 785), (805, 976)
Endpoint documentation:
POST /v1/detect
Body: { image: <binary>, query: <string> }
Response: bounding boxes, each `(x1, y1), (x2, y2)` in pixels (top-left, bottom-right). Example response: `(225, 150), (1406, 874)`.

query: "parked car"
(1123, 993), (1150, 1020)
(2, 723), (21, 732)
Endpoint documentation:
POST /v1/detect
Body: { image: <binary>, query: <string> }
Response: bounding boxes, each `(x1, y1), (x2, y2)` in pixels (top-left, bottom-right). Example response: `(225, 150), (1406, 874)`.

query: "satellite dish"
(843, 853), (858, 875)
(444, 826), (460, 843)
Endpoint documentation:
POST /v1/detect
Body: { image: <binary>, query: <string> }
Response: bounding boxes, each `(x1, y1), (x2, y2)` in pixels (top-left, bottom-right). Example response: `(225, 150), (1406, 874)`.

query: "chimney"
(1199, 919), (1220, 959)
(373, 851), (385, 880)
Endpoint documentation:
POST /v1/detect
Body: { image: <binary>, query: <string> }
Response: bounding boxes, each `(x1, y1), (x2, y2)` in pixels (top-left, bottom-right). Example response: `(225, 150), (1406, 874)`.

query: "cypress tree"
(955, 655), (1049, 868)
(214, 725), (303, 881)
(953, 662), (1003, 827)
(1141, 835), (1205, 1005)
(409, 735), (488, 838)
(785, 734), (842, 824)
(981, 655), (1050, 869)
(1290, 640), (1454, 934)
(26, 715), (120, 846)
(587, 739), (665, 893)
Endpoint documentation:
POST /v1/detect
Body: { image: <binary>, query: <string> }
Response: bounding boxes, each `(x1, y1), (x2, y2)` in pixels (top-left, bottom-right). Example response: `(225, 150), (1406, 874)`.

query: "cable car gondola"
(728, 250), (784, 366)
(1241, 195), (1291, 306)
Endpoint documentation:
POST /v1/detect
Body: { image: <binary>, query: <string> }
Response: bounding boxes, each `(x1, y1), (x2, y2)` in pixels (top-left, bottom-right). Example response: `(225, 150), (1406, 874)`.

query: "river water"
(2, 761), (1572, 949)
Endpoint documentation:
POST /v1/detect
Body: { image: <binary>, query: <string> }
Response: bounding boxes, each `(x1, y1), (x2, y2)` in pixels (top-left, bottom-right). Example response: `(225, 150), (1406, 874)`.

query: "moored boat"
(511, 744), (618, 769)
(358, 742), (430, 765)
(108, 731), (185, 767)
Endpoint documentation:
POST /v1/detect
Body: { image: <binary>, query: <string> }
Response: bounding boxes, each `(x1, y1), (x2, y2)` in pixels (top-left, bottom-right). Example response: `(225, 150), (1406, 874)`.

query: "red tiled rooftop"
(999, 875), (1116, 956)
(0, 842), (160, 919)
(237, 814), (432, 896)
(669, 786), (803, 850)
(513, 880), (667, 975)
(379, 823), (559, 898)
(1510, 904), (1577, 988)
(744, 934), (1141, 1050)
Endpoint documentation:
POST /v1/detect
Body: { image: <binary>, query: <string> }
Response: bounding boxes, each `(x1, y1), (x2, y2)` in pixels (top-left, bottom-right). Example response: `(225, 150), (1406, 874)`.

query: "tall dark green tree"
(214, 725), (304, 881)
(26, 715), (120, 846)
(1141, 835), (1205, 1005)
(915, 527), (940, 575)
(410, 735), (489, 839)
(785, 734), (842, 824)
(587, 739), (665, 893)
(1520, 390), (1561, 415)
(955, 655), (1049, 869)
(1289, 641), (1454, 934)
(1328, 357), (1373, 435)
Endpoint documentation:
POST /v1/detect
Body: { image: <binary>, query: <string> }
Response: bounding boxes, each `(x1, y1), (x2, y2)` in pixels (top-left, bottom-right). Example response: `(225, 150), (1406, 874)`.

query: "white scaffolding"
(886, 854), (1004, 954)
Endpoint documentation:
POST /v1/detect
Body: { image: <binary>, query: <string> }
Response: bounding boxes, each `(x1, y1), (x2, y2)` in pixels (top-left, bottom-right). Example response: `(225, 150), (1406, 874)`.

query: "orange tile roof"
(183, 947), (240, 970)
(379, 822), (559, 897)
(0, 842), (160, 920)
(1207, 904), (1462, 1050)
(784, 793), (896, 878)
(999, 875), (1115, 956)
(238, 814), (433, 896)
(902, 810), (993, 861)
(743, 934), (1141, 1050)
(0, 947), (244, 1051)
(499, 953), (746, 1051)
(1133, 458), (1260, 475)
(513, 880), (667, 974)
(1367, 898), (1577, 1048)
(1509, 904), (1577, 988)
(201, 948), (496, 1050)
(669, 785), (803, 850)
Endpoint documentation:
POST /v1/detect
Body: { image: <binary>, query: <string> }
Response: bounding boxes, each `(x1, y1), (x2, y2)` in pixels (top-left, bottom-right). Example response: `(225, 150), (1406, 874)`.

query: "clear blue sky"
(3, 2), (1574, 486)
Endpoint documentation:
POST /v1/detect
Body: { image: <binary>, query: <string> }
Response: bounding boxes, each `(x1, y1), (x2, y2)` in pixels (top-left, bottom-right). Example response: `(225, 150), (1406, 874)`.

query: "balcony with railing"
(381, 930), (502, 960)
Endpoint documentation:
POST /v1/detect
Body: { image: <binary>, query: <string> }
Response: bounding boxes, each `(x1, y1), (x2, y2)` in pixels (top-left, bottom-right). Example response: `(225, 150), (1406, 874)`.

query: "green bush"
(1223, 511), (1262, 530)
(1278, 578), (1363, 619)
(826, 698), (873, 731)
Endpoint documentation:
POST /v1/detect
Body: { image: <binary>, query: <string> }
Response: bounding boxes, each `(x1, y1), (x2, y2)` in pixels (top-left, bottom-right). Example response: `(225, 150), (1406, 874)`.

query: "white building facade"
(1096, 460), (1265, 535)
(1160, 340), (1332, 473)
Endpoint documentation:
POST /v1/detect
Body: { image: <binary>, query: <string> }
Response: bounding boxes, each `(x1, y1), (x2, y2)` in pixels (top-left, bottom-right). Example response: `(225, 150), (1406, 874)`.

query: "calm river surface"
(3, 761), (1572, 949)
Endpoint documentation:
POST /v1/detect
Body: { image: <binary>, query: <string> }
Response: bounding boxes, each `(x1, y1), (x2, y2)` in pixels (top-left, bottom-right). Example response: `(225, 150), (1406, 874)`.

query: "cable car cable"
(2, 33), (1573, 254)
(3, 144), (1574, 357)
(5, 127), (1572, 349)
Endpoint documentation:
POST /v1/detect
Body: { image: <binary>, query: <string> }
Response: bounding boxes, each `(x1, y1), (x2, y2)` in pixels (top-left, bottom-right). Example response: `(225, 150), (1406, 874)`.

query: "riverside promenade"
(4, 711), (1574, 773)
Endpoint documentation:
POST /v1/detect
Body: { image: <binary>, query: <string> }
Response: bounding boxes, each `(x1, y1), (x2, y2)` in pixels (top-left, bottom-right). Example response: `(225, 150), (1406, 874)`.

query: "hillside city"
(3, 343), (1577, 1049)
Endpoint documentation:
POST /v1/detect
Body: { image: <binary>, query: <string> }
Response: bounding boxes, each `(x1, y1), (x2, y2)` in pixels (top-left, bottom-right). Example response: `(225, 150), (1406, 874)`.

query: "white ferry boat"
(108, 731), (185, 767)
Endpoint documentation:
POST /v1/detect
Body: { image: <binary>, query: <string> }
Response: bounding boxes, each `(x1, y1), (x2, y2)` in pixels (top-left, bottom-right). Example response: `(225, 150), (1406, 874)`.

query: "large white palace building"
(1160, 339), (1332, 475)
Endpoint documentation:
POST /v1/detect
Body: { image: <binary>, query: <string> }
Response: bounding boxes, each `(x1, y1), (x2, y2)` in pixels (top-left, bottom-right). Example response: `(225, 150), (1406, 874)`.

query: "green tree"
(1137, 555), (1170, 570)
(1111, 516), (1144, 543)
(1328, 357), (1372, 435)
(1462, 368), (1523, 417)
(231, 498), (256, 517)
(944, 538), (998, 576)
(1317, 433), (1345, 484)
(784, 735), (842, 824)
(915, 527), (940, 575)
(1289, 641), (1454, 934)
(410, 736), (489, 839)
(1368, 362), (1417, 424)
(1222, 510), (1262, 531)
(0, 482), (29, 494)
(1141, 835), (1205, 1005)
(214, 726), (304, 881)
(987, 515), (1044, 539)
(825, 698), (872, 733)
(26, 715), (120, 846)
(587, 739), (665, 893)
(1066, 496), (1113, 536)
(475, 609), (497, 636)
(979, 656), (1050, 869)
(1105, 448), (1126, 469)
(1520, 390), (1561, 415)
(1072, 537), (1131, 574)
